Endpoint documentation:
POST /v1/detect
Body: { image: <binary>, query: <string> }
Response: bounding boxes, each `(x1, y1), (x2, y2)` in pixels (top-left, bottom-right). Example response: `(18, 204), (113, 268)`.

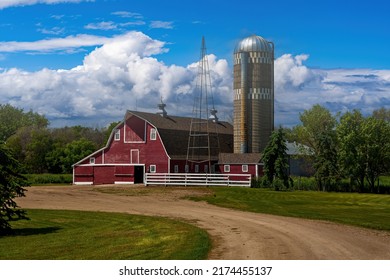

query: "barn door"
(93, 166), (115, 185)
(134, 166), (144, 184)
(131, 149), (139, 164)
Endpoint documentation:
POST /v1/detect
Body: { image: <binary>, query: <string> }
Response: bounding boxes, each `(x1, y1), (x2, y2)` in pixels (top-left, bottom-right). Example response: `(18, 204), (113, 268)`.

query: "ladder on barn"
(186, 37), (220, 172)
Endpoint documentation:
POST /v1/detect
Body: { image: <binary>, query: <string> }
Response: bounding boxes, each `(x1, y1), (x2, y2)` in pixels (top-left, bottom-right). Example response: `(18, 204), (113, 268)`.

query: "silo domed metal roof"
(234, 35), (273, 53)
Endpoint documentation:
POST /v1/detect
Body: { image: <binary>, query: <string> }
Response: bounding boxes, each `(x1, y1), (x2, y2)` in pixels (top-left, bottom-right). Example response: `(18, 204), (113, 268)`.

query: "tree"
(0, 104), (48, 143)
(314, 130), (339, 191)
(0, 144), (29, 234)
(59, 138), (97, 173)
(24, 129), (54, 173)
(362, 117), (390, 192)
(5, 127), (53, 173)
(293, 104), (337, 154)
(293, 105), (337, 190)
(337, 111), (390, 193)
(372, 107), (390, 122)
(262, 128), (291, 190)
(337, 110), (366, 191)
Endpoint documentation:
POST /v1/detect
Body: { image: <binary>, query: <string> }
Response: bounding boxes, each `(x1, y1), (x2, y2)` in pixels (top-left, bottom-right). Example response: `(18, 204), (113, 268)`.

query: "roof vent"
(157, 98), (168, 117)
(209, 108), (219, 122)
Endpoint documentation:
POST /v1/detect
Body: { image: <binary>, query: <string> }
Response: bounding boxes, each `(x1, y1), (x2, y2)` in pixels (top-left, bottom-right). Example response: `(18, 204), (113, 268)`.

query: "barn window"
(150, 165), (156, 173)
(224, 165), (230, 172)
(89, 157), (95, 164)
(150, 128), (157, 140)
(174, 165), (179, 173)
(195, 165), (199, 173)
(204, 165), (208, 173)
(242, 164), (248, 172)
(114, 129), (120, 141)
(185, 164), (189, 173)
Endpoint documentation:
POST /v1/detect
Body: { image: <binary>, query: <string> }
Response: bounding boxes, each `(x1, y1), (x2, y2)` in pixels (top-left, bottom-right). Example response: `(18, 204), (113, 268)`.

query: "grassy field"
(0, 209), (210, 260)
(190, 188), (390, 231)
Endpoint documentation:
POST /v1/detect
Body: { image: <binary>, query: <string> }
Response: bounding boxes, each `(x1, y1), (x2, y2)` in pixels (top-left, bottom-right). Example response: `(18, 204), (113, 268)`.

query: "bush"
(251, 176), (292, 191)
(251, 177), (272, 188)
(272, 178), (284, 191)
(24, 174), (72, 185)
(292, 176), (317, 191)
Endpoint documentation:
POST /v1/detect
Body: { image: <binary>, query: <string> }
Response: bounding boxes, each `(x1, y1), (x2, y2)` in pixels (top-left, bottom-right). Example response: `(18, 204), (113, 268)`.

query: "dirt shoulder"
(16, 185), (390, 260)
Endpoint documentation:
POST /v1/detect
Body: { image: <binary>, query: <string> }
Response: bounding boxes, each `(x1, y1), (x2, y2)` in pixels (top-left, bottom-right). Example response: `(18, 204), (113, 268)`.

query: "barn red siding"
(73, 165), (94, 184)
(219, 164), (263, 178)
(114, 166), (135, 183)
(93, 166), (116, 184)
(125, 116), (145, 142)
(170, 160), (186, 173)
(73, 113), (169, 185)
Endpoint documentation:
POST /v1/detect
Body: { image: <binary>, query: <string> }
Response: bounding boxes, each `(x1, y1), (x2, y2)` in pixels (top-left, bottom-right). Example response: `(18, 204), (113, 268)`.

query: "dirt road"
(16, 185), (390, 260)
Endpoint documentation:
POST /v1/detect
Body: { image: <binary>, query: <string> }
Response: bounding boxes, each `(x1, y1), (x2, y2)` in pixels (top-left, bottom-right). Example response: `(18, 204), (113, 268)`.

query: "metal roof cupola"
(157, 97), (168, 118)
(234, 35), (273, 53)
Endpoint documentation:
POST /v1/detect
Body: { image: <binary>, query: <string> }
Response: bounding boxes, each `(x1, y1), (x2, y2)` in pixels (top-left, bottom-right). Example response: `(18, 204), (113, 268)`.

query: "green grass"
(191, 188), (390, 231)
(0, 209), (210, 260)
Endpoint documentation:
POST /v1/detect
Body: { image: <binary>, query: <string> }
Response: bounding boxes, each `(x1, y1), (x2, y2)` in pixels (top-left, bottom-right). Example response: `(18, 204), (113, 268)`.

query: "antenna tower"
(186, 37), (220, 173)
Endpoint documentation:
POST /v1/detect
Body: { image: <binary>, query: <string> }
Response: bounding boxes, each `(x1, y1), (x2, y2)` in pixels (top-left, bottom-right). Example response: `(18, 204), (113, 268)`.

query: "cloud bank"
(0, 31), (389, 127)
(275, 54), (390, 126)
(0, 31), (232, 126)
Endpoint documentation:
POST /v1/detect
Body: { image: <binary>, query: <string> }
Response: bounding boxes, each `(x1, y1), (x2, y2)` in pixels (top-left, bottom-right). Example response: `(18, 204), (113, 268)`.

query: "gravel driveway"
(16, 185), (390, 260)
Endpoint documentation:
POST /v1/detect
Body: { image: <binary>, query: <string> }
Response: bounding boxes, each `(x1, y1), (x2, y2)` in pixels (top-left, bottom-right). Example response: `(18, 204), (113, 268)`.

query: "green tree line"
(0, 104), (118, 174)
(264, 105), (390, 193)
(1, 103), (389, 193)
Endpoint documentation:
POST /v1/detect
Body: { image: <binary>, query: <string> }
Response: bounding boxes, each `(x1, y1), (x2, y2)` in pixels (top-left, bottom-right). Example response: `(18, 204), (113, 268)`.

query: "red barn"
(73, 110), (233, 185)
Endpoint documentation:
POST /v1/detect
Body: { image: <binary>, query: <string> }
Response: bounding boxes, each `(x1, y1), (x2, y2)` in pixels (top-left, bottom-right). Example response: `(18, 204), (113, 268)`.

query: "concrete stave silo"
(233, 35), (274, 153)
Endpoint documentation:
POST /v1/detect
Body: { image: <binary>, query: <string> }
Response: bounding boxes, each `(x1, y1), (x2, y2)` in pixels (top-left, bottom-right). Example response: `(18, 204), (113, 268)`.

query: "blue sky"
(0, 0), (389, 127)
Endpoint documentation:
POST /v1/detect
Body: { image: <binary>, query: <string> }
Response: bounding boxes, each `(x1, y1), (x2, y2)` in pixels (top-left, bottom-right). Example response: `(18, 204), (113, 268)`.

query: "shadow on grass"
(4, 226), (62, 237)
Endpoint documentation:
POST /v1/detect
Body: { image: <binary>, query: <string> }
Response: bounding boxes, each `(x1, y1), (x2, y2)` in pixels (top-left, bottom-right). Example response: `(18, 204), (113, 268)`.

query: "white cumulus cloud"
(0, 34), (113, 53)
(274, 54), (390, 126)
(0, 31), (388, 127)
(0, 0), (93, 9)
(0, 31), (232, 126)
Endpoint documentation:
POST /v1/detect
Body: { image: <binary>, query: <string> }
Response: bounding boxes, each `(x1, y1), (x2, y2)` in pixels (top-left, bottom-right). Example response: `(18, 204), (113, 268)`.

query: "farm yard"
(6, 184), (390, 260)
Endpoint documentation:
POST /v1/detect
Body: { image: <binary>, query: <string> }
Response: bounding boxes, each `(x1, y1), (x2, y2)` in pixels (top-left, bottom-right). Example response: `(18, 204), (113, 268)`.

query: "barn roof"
(218, 153), (262, 164)
(126, 110), (233, 160)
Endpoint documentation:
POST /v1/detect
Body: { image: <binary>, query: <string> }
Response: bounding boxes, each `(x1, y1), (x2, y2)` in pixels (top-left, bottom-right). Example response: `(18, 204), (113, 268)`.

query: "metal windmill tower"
(186, 37), (220, 173)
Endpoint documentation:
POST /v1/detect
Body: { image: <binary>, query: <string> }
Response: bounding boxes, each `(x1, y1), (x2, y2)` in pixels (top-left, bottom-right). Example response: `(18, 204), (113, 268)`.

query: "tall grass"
(24, 174), (73, 185)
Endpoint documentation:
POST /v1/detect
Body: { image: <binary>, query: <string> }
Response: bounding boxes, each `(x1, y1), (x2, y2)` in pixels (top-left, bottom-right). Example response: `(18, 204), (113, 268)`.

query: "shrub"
(24, 174), (72, 185)
(292, 176), (317, 191)
(251, 176), (272, 188)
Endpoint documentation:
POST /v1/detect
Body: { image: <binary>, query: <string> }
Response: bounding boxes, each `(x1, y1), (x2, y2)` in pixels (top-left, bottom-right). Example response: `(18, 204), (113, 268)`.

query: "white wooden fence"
(144, 173), (251, 187)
